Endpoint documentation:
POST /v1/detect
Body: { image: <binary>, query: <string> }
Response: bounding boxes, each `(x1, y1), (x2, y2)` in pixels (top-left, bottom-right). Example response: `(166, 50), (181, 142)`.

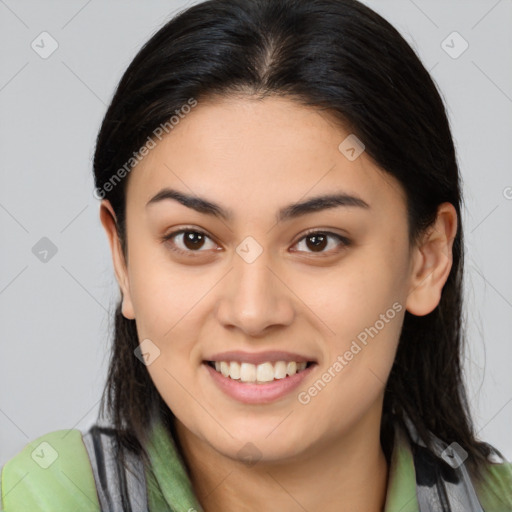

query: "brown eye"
(163, 229), (217, 256)
(305, 233), (328, 252)
(293, 231), (350, 255)
(182, 231), (206, 250)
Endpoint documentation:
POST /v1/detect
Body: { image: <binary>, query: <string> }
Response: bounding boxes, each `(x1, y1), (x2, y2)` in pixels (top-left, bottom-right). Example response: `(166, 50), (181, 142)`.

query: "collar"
(383, 422), (420, 512)
(144, 416), (420, 512)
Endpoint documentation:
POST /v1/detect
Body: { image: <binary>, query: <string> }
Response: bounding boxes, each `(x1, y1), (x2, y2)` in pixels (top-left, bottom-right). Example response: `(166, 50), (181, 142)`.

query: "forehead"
(125, 95), (406, 220)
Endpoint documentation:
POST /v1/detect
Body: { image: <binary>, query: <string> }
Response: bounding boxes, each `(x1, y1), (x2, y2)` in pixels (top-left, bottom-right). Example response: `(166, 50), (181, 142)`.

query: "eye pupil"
(306, 234), (327, 252)
(184, 231), (205, 250)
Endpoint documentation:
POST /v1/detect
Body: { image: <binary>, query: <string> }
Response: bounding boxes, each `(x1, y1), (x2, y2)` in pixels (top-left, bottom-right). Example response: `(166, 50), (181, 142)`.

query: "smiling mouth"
(205, 360), (316, 384)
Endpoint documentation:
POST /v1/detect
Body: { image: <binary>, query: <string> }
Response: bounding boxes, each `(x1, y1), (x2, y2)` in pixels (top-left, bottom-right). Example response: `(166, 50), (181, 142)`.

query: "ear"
(99, 200), (135, 320)
(405, 202), (458, 316)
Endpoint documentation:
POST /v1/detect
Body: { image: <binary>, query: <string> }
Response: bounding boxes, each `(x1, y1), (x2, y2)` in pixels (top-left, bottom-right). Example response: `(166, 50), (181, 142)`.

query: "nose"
(215, 251), (295, 337)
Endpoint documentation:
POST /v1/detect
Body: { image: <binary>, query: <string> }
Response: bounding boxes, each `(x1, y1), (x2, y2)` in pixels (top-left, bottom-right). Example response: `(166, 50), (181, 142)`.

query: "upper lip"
(204, 351), (316, 365)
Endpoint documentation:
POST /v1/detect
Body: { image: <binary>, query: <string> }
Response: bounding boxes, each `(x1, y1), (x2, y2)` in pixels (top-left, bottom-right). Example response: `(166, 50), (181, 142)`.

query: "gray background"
(1, 0), (511, 467)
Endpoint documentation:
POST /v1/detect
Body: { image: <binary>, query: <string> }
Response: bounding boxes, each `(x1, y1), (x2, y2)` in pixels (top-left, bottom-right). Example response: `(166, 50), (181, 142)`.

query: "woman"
(1, 0), (511, 510)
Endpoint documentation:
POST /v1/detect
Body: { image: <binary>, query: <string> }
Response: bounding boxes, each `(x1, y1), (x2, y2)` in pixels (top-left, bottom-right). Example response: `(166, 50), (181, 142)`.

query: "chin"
(194, 418), (315, 465)
(215, 437), (307, 466)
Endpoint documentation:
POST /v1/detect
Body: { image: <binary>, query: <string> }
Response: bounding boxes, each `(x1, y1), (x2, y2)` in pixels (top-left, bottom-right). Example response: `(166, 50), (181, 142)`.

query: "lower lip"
(203, 363), (316, 404)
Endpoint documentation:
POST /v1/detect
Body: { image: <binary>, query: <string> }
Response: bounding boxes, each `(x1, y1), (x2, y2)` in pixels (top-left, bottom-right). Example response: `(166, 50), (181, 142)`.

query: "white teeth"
(274, 361), (287, 379)
(210, 360), (310, 383)
(286, 361), (297, 376)
(220, 361), (230, 377)
(240, 362), (256, 382)
(256, 362), (275, 382)
(229, 361), (240, 380)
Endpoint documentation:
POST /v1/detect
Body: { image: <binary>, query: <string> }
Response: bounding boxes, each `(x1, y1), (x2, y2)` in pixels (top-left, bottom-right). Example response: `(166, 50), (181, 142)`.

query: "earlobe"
(405, 203), (458, 316)
(99, 200), (136, 320)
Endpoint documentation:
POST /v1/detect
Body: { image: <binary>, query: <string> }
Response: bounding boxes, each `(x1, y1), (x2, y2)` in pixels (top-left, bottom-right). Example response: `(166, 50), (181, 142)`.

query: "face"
(101, 95), (454, 464)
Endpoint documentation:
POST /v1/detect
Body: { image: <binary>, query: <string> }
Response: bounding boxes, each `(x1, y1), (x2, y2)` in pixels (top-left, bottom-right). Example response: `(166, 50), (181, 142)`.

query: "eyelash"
(161, 227), (351, 257)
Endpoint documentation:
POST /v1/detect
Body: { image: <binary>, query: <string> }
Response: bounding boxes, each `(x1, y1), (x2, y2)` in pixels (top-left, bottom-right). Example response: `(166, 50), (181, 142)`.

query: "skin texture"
(100, 95), (457, 512)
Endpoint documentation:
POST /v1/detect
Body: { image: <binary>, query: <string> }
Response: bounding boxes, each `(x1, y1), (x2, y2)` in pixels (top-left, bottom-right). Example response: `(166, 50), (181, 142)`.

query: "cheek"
(294, 277), (404, 435)
(127, 243), (209, 338)
(291, 248), (407, 415)
(127, 265), (212, 409)
(295, 252), (405, 346)
(144, 358), (197, 436)
(134, 278), (206, 417)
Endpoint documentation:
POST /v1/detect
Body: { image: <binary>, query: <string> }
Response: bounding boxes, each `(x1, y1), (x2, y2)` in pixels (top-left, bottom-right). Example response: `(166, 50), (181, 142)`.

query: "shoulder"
(1, 428), (100, 512)
(474, 456), (512, 511)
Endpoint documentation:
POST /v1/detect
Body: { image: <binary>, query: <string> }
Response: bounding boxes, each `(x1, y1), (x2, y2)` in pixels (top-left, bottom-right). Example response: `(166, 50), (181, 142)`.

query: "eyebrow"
(146, 187), (370, 223)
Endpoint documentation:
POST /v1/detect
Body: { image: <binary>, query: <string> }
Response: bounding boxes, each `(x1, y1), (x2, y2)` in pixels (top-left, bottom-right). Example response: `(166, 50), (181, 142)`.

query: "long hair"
(93, 0), (493, 478)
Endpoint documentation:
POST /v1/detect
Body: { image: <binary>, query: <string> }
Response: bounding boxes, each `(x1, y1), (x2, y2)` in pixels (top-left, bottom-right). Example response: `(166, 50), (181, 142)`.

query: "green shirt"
(2, 416), (512, 511)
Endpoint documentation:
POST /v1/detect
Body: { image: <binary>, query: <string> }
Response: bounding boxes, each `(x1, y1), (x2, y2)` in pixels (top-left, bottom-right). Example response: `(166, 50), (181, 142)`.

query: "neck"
(174, 406), (390, 512)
